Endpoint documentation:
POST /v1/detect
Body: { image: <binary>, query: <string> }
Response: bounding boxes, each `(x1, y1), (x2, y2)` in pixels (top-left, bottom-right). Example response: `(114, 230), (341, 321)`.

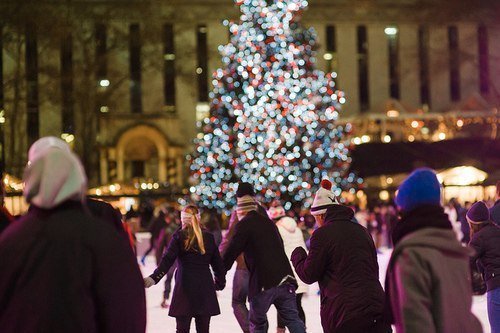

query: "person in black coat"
(291, 179), (390, 333)
(144, 205), (226, 333)
(0, 138), (146, 333)
(222, 182), (306, 333)
(468, 201), (500, 333)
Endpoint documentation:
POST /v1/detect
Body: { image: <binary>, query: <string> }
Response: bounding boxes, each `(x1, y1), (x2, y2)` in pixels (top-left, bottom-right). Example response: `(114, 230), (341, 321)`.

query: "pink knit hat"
(268, 205), (286, 220)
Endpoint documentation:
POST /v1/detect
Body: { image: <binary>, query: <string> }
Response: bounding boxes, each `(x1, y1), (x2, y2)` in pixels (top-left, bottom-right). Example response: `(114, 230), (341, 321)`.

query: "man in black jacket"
(291, 179), (390, 333)
(222, 182), (306, 333)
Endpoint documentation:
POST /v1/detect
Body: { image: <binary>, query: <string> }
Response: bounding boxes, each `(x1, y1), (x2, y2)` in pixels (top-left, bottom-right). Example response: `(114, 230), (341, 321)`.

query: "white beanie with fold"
(310, 179), (339, 216)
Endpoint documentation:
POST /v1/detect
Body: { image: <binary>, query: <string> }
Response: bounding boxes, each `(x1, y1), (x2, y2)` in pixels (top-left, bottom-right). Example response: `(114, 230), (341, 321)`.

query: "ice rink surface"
(139, 249), (490, 333)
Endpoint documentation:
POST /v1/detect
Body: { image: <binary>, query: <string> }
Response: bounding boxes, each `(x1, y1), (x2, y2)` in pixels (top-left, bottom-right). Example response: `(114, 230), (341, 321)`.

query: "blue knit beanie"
(395, 168), (441, 212)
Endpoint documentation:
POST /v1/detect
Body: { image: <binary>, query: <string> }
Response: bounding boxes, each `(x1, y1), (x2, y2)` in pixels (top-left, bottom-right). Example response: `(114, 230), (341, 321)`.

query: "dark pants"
(232, 269), (250, 333)
(176, 316), (211, 333)
(249, 284), (305, 333)
(336, 316), (392, 333)
(277, 293), (305, 329)
(488, 288), (500, 333)
(163, 262), (177, 299)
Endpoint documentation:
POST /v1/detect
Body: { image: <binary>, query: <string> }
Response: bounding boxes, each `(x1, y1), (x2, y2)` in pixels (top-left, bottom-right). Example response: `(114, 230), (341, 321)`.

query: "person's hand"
(291, 247), (307, 263)
(144, 277), (155, 288)
(214, 278), (226, 291)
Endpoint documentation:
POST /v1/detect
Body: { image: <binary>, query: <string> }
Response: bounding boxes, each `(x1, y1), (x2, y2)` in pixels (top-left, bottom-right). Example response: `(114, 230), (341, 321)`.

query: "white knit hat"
(310, 179), (339, 216)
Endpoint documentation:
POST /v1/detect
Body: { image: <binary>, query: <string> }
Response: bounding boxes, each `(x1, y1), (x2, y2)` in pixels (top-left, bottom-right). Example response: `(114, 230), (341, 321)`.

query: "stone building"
(1, 0), (499, 188)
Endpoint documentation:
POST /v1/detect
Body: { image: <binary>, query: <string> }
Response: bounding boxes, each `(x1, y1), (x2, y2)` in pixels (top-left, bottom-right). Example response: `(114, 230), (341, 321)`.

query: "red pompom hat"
(310, 179), (339, 216)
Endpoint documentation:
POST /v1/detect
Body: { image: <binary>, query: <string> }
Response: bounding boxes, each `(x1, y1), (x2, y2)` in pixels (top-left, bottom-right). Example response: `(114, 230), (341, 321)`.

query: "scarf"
(391, 205), (452, 246)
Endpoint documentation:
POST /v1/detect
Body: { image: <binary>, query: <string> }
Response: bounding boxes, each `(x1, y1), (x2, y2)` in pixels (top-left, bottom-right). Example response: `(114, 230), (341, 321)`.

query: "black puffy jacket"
(292, 205), (386, 333)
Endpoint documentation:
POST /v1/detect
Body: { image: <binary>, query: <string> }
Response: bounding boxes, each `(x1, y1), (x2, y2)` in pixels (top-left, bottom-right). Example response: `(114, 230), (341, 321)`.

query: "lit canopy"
(437, 166), (487, 186)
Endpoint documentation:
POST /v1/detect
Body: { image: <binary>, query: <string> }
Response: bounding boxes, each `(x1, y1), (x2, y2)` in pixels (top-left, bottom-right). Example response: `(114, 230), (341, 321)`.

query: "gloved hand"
(214, 279), (226, 291)
(291, 247), (307, 264)
(144, 277), (155, 288)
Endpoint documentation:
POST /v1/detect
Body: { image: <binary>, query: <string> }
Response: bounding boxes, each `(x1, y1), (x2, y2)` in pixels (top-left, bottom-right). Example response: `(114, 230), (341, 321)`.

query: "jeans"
(232, 269), (250, 333)
(176, 316), (211, 333)
(277, 293), (305, 328)
(336, 316), (392, 333)
(488, 288), (500, 333)
(249, 284), (306, 333)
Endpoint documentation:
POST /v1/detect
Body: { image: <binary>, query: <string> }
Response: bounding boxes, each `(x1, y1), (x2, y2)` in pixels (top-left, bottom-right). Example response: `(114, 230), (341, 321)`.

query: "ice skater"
(386, 168), (481, 333)
(291, 179), (390, 333)
(222, 182), (306, 333)
(268, 202), (308, 333)
(144, 205), (225, 333)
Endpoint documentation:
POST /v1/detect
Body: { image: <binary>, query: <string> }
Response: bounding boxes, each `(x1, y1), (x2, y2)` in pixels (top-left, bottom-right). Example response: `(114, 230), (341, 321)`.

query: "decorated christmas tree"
(189, 0), (360, 210)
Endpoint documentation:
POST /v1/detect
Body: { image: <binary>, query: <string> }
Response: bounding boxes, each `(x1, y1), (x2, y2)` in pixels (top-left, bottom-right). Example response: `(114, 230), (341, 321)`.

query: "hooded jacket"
(386, 227), (482, 333)
(291, 205), (386, 332)
(0, 140), (146, 332)
(276, 216), (308, 294)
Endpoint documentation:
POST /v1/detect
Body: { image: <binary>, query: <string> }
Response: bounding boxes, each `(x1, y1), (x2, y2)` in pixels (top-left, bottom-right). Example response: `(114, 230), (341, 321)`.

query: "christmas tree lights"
(189, 0), (360, 210)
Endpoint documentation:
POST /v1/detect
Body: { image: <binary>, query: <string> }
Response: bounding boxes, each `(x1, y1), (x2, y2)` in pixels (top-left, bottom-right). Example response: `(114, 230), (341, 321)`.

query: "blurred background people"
(0, 182), (13, 235)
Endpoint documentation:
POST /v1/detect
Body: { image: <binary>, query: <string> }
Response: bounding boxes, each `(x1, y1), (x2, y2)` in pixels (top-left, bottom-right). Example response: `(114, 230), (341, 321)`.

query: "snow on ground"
(139, 248), (490, 333)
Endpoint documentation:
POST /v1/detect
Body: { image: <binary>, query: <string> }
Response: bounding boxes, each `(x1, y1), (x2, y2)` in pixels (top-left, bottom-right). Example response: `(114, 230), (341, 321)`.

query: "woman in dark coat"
(468, 201), (500, 333)
(144, 205), (226, 333)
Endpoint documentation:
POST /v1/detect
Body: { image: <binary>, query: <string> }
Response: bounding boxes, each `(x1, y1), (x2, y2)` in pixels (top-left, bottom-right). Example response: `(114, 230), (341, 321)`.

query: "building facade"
(1, 0), (499, 188)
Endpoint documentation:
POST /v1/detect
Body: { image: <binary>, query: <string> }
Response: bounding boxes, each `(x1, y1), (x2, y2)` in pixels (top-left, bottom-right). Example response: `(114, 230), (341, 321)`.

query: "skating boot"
(160, 298), (169, 309)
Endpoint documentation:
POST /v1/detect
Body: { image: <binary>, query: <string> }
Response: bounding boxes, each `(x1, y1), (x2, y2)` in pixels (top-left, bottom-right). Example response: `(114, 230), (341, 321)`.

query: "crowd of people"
(0, 135), (499, 333)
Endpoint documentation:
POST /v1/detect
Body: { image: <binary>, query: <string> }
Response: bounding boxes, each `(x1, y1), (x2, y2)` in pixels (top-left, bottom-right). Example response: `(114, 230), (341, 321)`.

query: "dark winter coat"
(491, 199), (500, 226)
(222, 210), (296, 299)
(150, 229), (226, 317)
(0, 201), (146, 333)
(470, 222), (500, 291)
(291, 205), (386, 333)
